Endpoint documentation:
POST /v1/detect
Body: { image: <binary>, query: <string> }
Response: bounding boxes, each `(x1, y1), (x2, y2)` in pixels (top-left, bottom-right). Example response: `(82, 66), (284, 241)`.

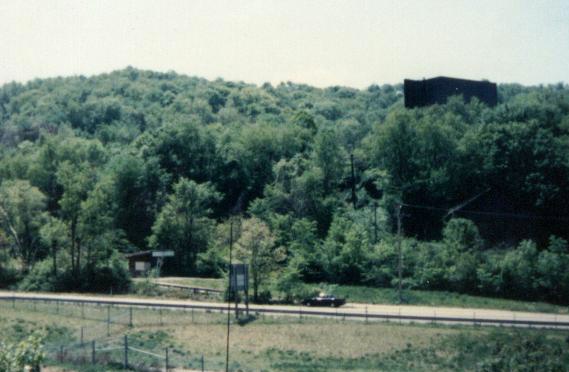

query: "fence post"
(201, 354), (204, 372)
(59, 345), (64, 362)
(56, 300), (59, 314)
(81, 302), (85, 319)
(33, 300), (36, 312)
(165, 347), (169, 372)
(12, 296), (15, 309)
(124, 335), (128, 369)
(160, 308), (163, 326)
(80, 327), (84, 347)
(91, 341), (96, 364)
(192, 308), (194, 323)
(107, 306), (111, 337)
(129, 307), (133, 327)
(365, 306), (368, 323)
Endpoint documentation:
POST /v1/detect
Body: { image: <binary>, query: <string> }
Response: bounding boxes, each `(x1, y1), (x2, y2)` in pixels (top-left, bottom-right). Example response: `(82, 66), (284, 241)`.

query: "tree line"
(0, 68), (568, 303)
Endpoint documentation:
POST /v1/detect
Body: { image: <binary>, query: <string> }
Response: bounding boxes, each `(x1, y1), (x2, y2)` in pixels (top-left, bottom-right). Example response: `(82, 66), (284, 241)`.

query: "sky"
(0, 0), (567, 88)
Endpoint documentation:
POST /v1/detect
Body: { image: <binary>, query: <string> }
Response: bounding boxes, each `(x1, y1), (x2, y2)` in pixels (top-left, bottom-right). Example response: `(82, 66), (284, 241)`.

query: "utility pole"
(396, 203), (403, 303)
(225, 219), (234, 372)
(234, 289), (239, 319)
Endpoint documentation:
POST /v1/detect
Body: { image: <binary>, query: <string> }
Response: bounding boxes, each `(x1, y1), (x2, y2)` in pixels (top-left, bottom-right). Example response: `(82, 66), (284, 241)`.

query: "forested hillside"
(1, 68), (568, 303)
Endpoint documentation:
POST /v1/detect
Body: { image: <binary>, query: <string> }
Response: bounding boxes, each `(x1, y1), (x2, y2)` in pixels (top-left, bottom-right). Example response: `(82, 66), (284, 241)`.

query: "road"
(1, 291), (568, 329)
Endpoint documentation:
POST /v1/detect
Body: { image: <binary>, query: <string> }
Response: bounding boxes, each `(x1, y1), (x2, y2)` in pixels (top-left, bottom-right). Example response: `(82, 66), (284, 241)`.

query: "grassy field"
(1, 298), (568, 371)
(140, 276), (569, 314)
(330, 285), (569, 314)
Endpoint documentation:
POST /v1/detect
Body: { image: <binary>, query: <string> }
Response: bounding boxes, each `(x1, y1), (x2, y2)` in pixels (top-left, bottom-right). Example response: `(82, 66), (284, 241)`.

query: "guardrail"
(1, 294), (568, 329)
(152, 282), (223, 294)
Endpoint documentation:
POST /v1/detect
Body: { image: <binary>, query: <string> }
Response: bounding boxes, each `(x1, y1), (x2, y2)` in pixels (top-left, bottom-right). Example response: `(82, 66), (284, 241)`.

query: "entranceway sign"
(230, 264), (248, 291)
(152, 250), (175, 257)
(230, 263), (249, 317)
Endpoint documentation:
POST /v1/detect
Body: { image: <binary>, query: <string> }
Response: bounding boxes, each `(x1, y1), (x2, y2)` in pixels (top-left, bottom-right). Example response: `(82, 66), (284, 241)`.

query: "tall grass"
(4, 298), (567, 371)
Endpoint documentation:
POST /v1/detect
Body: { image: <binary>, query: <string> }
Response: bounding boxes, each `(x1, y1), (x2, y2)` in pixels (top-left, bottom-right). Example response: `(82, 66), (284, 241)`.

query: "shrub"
(448, 330), (569, 371)
(273, 269), (320, 303)
(256, 290), (272, 304)
(18, 251), (131, 293)
(0, 250), (21, 289)
(443, 218), (483, 251)
(17, 259), (59, 292)
(196, 248), (226, 277)
(133, 270), (161, 296)
(0, 334), (45, 372)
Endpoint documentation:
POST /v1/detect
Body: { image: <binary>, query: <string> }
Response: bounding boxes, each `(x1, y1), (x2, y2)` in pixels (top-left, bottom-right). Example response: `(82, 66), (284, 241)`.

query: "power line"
(444, 189), (489, 219)
(400, 202), (569, 222)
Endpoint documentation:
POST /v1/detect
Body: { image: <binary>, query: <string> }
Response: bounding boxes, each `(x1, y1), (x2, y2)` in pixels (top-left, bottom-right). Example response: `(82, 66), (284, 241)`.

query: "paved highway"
(1, 291), (568, 329)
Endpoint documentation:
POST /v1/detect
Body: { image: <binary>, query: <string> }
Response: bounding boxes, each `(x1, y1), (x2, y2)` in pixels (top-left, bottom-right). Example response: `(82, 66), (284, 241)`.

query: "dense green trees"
(149, 178), (220, 275)
(0, 180), (47, 270)
(0, 68), (568, 303)
(235, 217), (283, 301)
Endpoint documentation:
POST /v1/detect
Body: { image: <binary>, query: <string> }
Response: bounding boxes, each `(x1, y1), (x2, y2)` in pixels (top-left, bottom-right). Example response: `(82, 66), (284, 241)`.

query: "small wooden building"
(124, 251), (155, 277)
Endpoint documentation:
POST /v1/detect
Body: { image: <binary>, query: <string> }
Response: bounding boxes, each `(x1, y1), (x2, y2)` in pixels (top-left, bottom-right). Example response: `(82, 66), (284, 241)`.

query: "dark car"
(302, 295), (346, 307)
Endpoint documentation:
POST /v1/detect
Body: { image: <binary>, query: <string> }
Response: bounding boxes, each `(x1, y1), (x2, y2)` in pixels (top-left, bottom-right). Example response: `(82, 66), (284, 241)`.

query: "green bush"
(0, 334), (44, 372)
(255, 290), (272, 304)
(18, 251), (131, 293)
(273, 267), (318, 303)
(133, 270), (162, 296)
(17, 259), (59, 292)
(443, 218), (483, 251)
(88, 252), (131, 293)
(196, 248), (226, 277)
(447, 330), (569, 371)
(0, 256), (21, 289)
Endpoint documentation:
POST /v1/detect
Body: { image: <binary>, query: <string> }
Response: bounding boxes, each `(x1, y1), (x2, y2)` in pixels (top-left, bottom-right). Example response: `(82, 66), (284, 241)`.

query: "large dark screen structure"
(404, 76), (497, 108)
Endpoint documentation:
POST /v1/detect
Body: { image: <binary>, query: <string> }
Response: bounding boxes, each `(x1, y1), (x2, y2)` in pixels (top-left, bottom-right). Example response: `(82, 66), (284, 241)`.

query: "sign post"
(152, 250), (175, 277)
(230, 264), (249, 317)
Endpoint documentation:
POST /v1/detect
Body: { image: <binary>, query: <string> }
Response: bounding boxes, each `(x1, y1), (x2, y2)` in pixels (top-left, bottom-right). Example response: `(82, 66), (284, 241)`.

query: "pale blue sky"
(0, 0), (567, 88)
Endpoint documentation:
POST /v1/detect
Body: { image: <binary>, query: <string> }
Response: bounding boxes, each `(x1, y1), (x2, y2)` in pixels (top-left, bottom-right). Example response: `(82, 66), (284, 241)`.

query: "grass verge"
(329, 284), (569, 314)
(134, 276), (569, 314)
(1, 298), (568, 371)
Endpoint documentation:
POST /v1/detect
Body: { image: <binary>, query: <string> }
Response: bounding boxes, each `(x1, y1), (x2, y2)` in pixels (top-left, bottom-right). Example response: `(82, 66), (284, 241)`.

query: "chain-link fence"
(3, 295), (569, 371)
(0, 297), (223, 371)
(45, 334), (208, 371)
